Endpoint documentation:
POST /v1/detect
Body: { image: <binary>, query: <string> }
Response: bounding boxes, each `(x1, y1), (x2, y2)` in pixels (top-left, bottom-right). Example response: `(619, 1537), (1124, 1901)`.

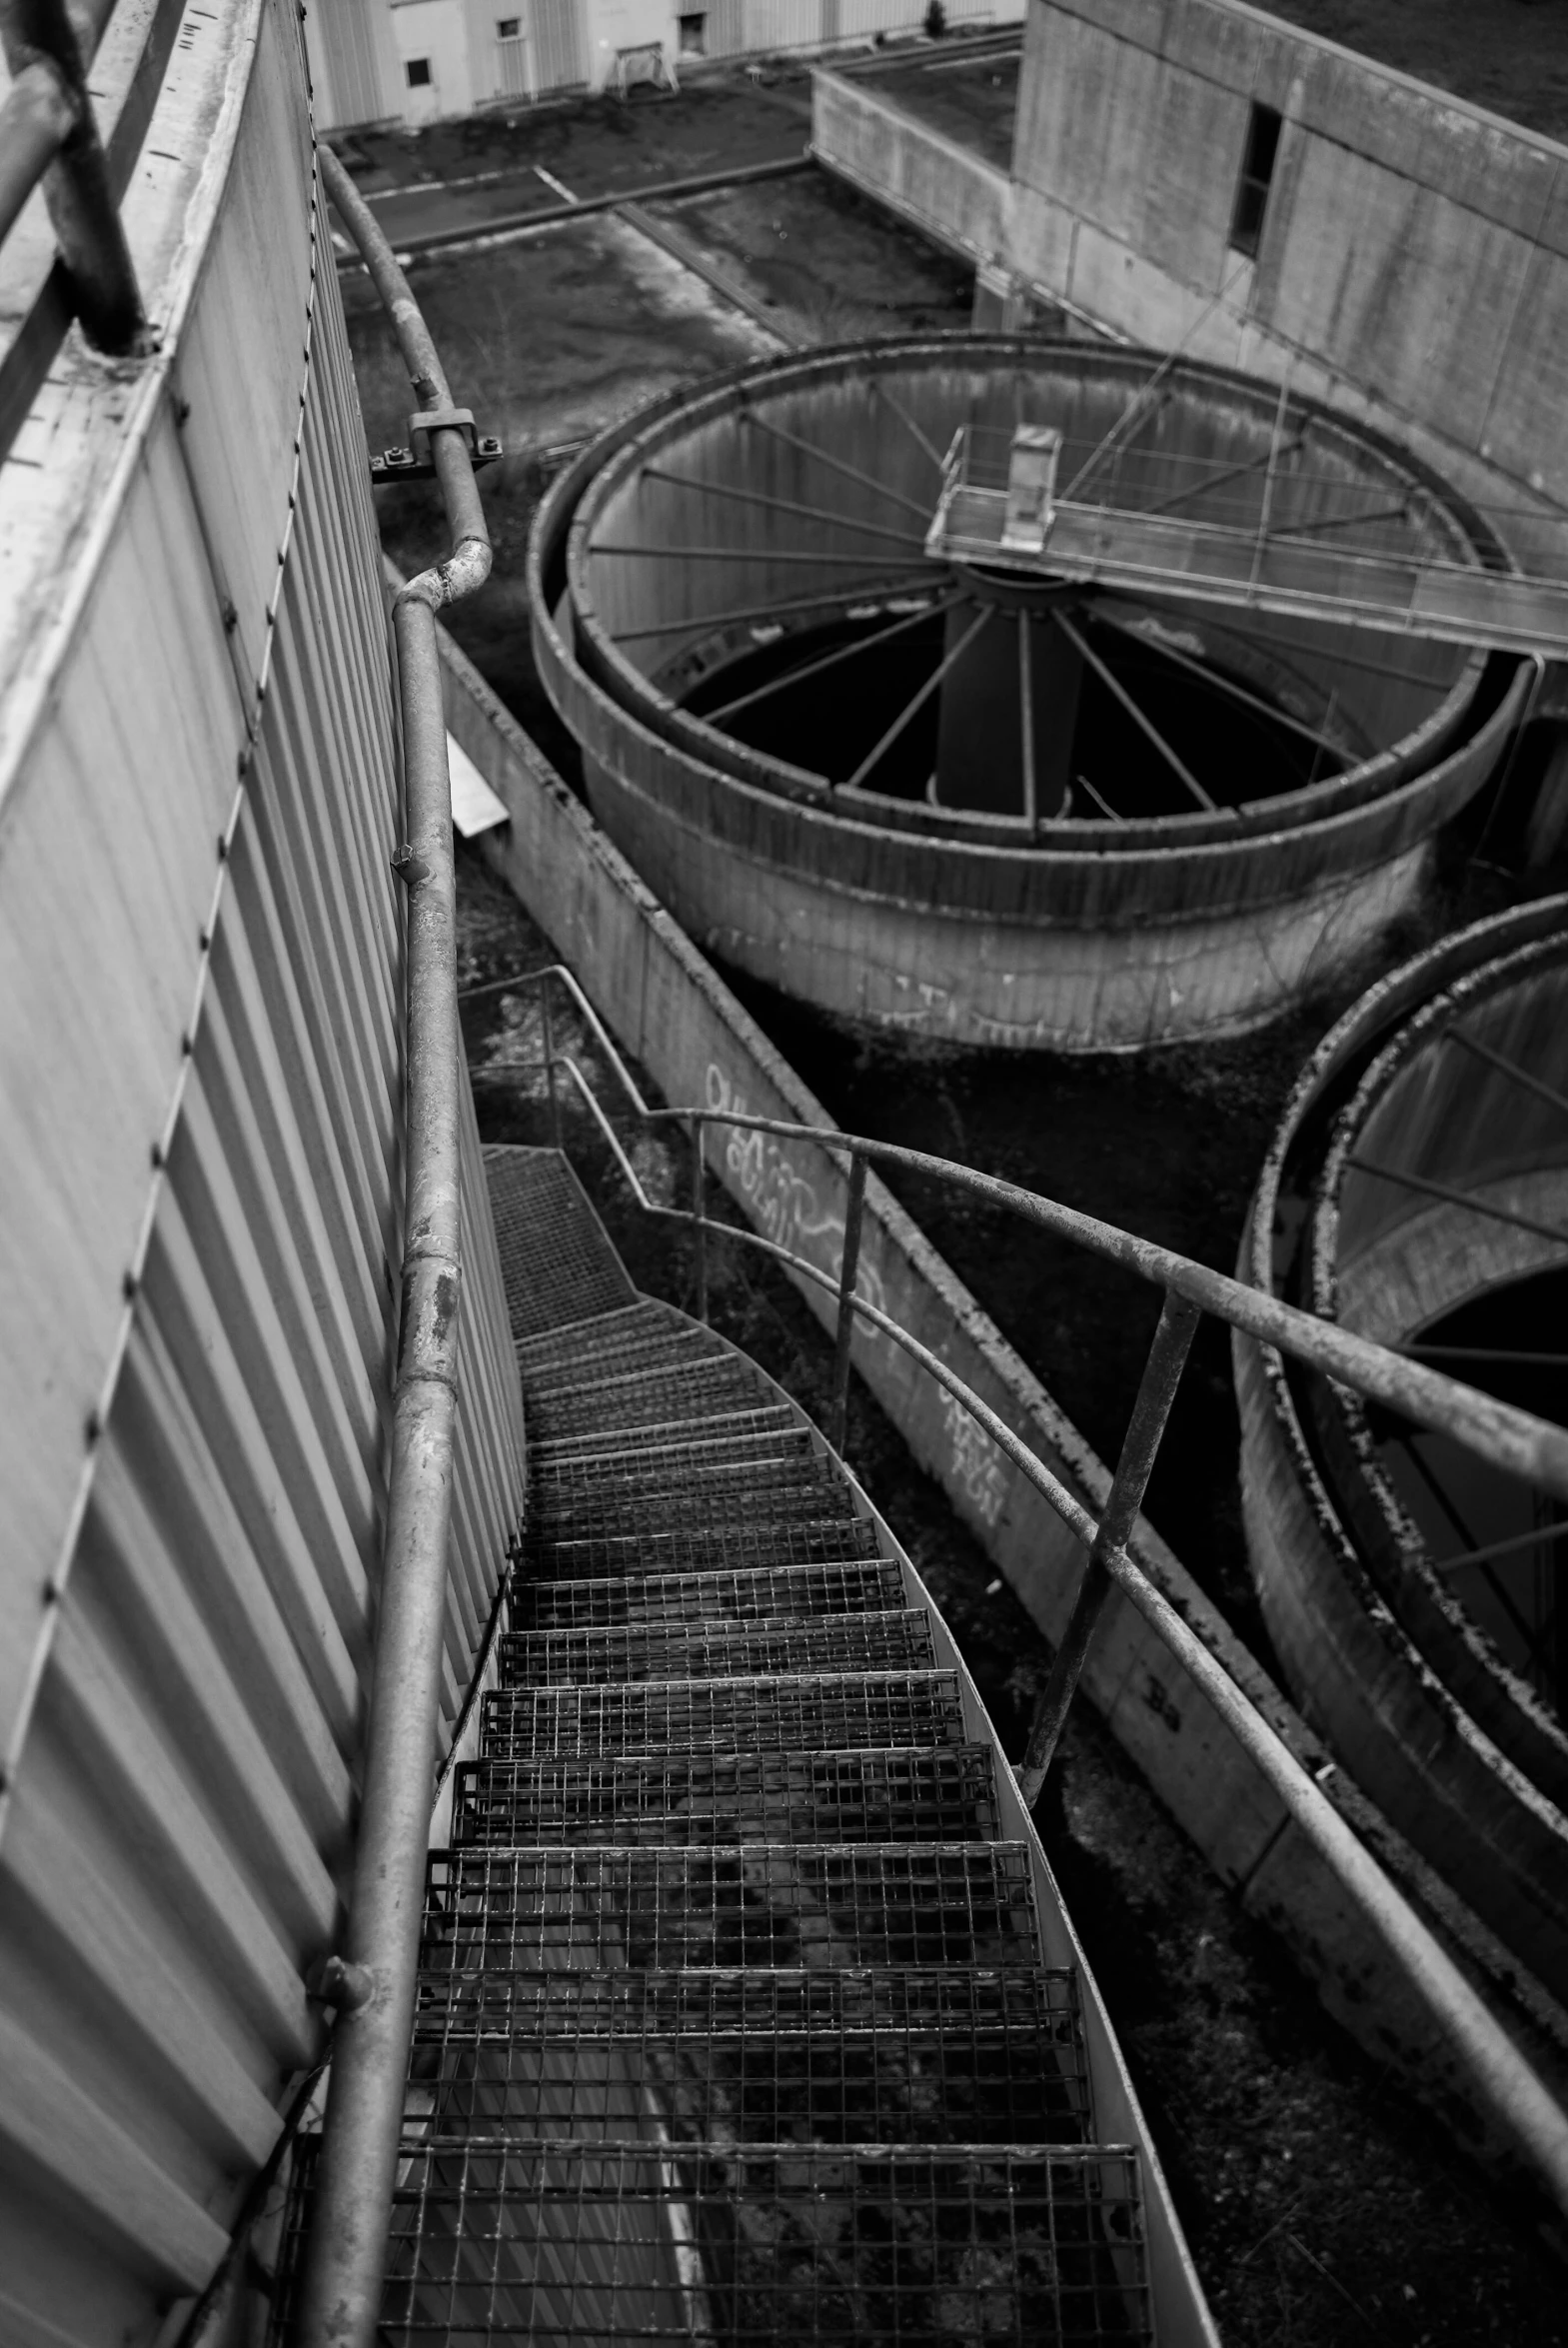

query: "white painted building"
(303, 0), (1018, 127)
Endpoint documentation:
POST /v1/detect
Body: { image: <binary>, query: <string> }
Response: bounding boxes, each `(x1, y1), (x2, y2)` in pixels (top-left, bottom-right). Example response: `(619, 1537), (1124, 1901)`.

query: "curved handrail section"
(466, 960), (1568, 1501)
(469, 958), (1568, 2220)
(291, 144), (492, 2348)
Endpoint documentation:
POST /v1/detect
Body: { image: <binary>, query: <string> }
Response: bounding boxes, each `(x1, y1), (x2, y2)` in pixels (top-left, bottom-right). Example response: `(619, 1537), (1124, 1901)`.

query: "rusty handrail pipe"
(291, 144), (491, 2348)
(473, 962), (1568, 1502)
(0, 55), (77, 246)
(0, 0), (147, 350)
(672, 1110), (1568, 1504)
(521, 1023), (1568, 2222)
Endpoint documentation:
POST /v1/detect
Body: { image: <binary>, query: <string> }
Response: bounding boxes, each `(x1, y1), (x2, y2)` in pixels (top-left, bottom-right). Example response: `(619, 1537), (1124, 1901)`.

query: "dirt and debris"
(454, 844), (1566, 2347)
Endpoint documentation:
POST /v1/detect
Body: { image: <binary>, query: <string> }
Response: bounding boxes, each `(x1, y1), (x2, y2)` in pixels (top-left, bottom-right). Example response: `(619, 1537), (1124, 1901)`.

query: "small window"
(405, 56), (433, 86)
(1229, 101), (1282, 259)
(679, 11), (707, 55)
(497, 16), (521, 35)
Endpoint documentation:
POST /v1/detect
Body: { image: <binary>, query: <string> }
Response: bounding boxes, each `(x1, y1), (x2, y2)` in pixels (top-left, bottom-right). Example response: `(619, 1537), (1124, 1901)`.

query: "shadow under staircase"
(284, 1145), (1156, 2344)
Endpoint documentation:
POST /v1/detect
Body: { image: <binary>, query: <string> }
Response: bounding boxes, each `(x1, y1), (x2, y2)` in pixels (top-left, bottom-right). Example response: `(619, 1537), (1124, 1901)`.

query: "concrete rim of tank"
(1234, 902), (1568, 1991)
(1308, 932), (1568, 1790)
(530, 585), (1528, 932)
(543, 334), (1510, 855)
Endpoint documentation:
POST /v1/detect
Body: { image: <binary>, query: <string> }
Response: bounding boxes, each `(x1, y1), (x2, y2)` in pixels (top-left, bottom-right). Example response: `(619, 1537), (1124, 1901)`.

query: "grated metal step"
(482, 1671), (967, 1760)
(530, 1512), (883, 1578)
(516, 1302), (723, 1381)
(270, 1156), (1161, 2348)
(404, 1965), (1090, 2144)
(280, 2136), (1152, 2347)
(499, 1611), (935, 1687)
(423, 1845), (1040, 1971)
(513, 1558), (906, 1630)
(531, 1422), (816, 1490)
(533, 1400), (794, 1456)
(413, 1960), (1083, 2046)
(527, 1461), (855, 1544)
(486, 1148), (638, 1335)
(531, 1371), (777, 1445)
(451, 1744), (1001, 1847)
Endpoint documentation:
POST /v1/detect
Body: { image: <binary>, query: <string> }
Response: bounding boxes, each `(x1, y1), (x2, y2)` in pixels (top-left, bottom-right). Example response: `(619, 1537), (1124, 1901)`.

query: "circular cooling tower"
(1236, 897), (1568, 1998)
(530, 336), (1531, 1051)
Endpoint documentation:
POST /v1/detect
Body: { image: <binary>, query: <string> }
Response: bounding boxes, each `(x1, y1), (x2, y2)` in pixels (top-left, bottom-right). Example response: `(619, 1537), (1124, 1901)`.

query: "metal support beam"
(827, 1155), (867, 1455)
(690, 1115), (709, 1325)
(611, 574), (933, 646)
(0, 0), (145, 350)
(1053, 609), (1219, 813)
(1015, 1291), (1200, 1805)
(640, 464), (927, 552)
(745, 408), (936, 519)
(1446, 1028), (1568, 1122)
(707, 593), (957, 726)
(1018, 610), (1037, 829)
(1346, 1155), (1568, 1251)
(844, 604), (990, 792)
(0, 55), (75, 246)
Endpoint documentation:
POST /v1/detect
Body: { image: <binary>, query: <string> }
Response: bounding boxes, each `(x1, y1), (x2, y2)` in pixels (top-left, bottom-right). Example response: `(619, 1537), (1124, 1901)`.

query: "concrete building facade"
(305, 0), (1020, 126)
(816, 0), (1568, 584)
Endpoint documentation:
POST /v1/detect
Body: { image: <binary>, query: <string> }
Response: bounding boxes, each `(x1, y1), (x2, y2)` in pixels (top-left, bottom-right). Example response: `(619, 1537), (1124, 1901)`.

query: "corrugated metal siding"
(530, 0), (589, 93)
(0, 2), (525, 2340)
(301, 0), (401, 129)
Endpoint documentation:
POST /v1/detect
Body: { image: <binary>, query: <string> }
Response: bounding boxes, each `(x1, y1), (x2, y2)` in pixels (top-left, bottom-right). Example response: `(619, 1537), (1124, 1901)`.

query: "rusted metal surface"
(828, 1153), (867, 1453)
(0, 0), (187, 454)
(293, 140), (496, 2348)
(443, 640), (1568, 2200)
(688, 1109), (1568, 1504)
(469, 962), (1568, 2217)
(1016, 1291), (1200, 1803)
(0, 8), (522, 2340)
(0, 0), (145, 351)
(0, 54), (75, 245)
(1243, 914), (1568, 1996)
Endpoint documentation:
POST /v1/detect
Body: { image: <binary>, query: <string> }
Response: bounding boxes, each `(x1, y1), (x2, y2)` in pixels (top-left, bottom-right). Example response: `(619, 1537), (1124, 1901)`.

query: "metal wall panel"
(529, 0), (589, 94)
(0, 2), (526, 2340)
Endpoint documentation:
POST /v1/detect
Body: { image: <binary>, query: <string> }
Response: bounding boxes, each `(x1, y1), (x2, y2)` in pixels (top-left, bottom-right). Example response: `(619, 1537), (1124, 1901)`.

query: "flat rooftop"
(837, 44), (1020, 167)
(826, 5), (1568, 163)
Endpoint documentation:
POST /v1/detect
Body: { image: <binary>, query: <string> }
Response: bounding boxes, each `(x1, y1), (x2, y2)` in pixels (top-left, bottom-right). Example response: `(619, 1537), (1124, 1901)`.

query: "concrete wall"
(811, 61), (1012, 263)
(1005, 0), (1568, 570)
(437, 607), (1568, 2213)
(311, 0), (1021, 124)
(814, 0), (1568, 577)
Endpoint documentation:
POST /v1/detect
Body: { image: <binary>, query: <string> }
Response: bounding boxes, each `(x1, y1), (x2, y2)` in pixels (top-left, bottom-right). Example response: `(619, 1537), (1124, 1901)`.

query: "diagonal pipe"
(289, 142), (491, 2348)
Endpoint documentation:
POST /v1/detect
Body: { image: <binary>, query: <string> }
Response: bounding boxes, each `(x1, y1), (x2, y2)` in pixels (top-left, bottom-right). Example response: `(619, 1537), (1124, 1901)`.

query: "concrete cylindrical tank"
(532, 337), (1530, 1050)
(1236, 901), (1568, 1998)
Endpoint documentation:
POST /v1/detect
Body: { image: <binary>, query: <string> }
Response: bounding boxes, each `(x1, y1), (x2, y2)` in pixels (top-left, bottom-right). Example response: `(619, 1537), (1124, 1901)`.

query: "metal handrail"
(470, 958), (1568, 2217)
(0, 0), (182, 456)
(290, 144), (493, 2348)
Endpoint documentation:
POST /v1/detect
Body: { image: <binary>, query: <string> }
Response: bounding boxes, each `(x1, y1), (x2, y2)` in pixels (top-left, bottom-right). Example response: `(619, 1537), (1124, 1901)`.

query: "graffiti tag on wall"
(705, 1064), (887, 1327)
(705, 1062), (1014, 1526)
(937, 1387), (1011, 1526)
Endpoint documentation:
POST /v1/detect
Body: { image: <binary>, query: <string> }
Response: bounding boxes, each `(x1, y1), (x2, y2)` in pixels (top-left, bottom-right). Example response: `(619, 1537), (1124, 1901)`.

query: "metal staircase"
(281, 1146), (1157, 2343)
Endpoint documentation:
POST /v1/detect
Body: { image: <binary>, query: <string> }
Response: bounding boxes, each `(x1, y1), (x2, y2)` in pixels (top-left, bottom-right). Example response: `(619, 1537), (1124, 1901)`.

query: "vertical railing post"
(0, 0), (147, 354)
(827, 1153), (868, 1455)
(690, 1116), (709, 1325)
(539, 979), (563, 1153)
(1016, 1288), (1200, 1808)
